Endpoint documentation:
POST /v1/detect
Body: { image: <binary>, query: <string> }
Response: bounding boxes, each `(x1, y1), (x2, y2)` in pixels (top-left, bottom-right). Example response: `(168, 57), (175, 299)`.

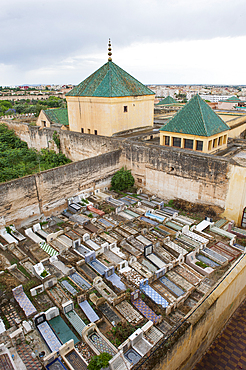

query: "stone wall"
(2, 120), (122, 162)
(133, 254), (246, 370)
(122, 141), (230, 208)
(0, 149), (122, 226)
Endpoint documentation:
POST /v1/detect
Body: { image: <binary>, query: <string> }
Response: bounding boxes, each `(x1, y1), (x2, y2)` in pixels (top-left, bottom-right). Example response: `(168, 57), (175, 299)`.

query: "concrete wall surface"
(122, 142), (231, 208)
(0, 149), (122, 226)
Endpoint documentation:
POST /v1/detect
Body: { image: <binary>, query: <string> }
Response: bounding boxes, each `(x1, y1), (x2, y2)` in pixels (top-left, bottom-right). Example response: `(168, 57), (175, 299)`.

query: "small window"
(164, 136), (170, 146)
(223, 135), (227, 144)
(196, 140), (203, 151)
(219, 136), (223, 146)
(81, 128), (84, 133)
(213, 138), (218, 148)
(184, 139), (193, 149)
(88, 129), (91, 134)
(208, 140), (212, 151)
(172, 137), (181, 147)
(94, 130), (97, 135)
(124, 106), (128, 113)
(137, 178), (142, 183)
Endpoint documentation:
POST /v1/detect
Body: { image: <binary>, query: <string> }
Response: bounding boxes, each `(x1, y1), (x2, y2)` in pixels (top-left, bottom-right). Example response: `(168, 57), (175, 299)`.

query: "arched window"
(241, 207), (246, 228)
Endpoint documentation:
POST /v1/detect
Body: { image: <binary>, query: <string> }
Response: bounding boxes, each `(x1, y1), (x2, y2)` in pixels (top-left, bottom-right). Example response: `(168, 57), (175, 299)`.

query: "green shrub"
(88, 353), (112, 370)
(111, 167), (134, 191)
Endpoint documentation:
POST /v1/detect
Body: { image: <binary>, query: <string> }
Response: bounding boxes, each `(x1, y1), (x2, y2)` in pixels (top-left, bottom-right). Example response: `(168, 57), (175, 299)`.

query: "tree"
(111, 167), (134, 191)
(88, 353), (112, 370)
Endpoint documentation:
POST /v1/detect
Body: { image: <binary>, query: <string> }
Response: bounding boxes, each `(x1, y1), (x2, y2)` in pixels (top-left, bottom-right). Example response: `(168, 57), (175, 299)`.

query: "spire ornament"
(108, 39), (112, 61)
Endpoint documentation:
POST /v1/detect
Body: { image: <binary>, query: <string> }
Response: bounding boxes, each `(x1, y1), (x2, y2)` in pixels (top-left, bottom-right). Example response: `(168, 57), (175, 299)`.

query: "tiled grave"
(65, 310), (86, 337)
(196, 282), (211, 295)
(46, 358), (68, 370)
(60, 280), (78, 296)
(159, 276), (185, 297)
(65, 350), (87, 370)
(48, 285), (70, 307)
(16, 342), (42, 370)
(120, 241), (141, 256)
(165, 221), (183, 231)
(121, 269), (143, 287)
(98, 302), (121, 325)
(124, 349), (142, 365)
(131, 292), (162, 323)
(166, 270), (193, 291)
(37, 321), (62, 352)
(78, 264), (97, 282)
(12, 285), (37, 318)
(88, 332), (116, 356)
(140, 280), (169, 308)
(140, 216), (159, 226)
(197, 254), (219, 268)
(116, 300), (143, 325)
(152, 282), (176, 303)
(0, 353), (15, 370)
(155, 245), (175, 262)
(79, 300), (99, 323)
(175, 265), (200, 285)
(49, 315), (79, 345)
(69, 272), (91, 290)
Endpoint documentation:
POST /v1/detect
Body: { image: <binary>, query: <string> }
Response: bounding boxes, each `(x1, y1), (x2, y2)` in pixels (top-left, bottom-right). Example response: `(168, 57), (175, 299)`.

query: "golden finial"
(108, 38), (112, 61)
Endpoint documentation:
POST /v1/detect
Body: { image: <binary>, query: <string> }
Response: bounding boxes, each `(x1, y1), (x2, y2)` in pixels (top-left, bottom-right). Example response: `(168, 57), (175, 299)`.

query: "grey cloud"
(0, 0), (246, 83)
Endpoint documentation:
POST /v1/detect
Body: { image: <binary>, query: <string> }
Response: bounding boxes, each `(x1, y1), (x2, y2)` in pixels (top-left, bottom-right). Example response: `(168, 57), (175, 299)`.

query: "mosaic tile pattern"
(65, 310), (86, 336)
(193, 299), (246, 370)
(202, 247), (227, 264)
(46, 358), (68, 370)
(16, 342), (42, 369)
(37, 321), (62, 352)
(0, 353), (15, 370)
(106, 273), (126, 291)
(140, 281), (169, 308)
(140, 216), (159, 226)
(116, 300), (143, 325)
(12, 285), (37, 318)
(88, 333), (116, 356)
(131, 296), (162, 323)
(79, 300), (99, 322)
(65, 350), (87, 370)
(122, 269), (143, 286)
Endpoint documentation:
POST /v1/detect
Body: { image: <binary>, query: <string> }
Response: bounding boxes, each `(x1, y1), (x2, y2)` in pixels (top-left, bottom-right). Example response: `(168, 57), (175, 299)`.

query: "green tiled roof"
(66, 61), (155, 98)
(160, 94), (230, 137)
(44, 108), (69, 126)
(226, 96), (241, 102)
(156, 96), (178, 105)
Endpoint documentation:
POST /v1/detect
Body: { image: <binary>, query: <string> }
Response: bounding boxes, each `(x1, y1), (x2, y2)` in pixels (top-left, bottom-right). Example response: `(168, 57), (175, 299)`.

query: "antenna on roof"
(108, 38), (112, 61)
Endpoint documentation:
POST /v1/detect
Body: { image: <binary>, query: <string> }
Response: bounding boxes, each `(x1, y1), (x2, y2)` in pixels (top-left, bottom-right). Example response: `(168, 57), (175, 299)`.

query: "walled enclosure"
(2, 121), (246, 225)
(133, 254), (246, 370)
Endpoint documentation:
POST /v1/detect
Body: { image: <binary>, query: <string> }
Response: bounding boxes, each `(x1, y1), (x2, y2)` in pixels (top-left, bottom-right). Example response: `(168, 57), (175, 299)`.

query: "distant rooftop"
(156, 96), (179, 106)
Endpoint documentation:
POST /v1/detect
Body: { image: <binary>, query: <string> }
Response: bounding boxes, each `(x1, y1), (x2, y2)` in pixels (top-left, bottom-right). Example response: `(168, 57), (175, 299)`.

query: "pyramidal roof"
(66, 61), (155, 98)
(43, 108), (68, 126)
(160, 94), (230, 137)
(156, 96), (178, 105)
(226, 96), (241, 102)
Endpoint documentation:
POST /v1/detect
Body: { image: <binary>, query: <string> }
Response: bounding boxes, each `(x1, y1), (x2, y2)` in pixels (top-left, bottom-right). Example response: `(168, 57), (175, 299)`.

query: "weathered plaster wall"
(3, 120), (121, 161)
(66, 95), (154, 136)
(135, 255), (246, 370)
(122, 142), (230, 208)
(0, 149), (122, 226)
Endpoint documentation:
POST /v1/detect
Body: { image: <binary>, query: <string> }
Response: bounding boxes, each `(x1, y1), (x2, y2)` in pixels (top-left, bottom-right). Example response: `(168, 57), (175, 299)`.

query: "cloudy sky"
(1, 0), (246, 86)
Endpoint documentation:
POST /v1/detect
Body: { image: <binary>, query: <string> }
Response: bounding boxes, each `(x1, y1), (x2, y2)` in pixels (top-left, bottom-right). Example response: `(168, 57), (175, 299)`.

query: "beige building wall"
(66, 95), (154, 136)
(160, 131), (229, 154)
(36, 110), (51, 128)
